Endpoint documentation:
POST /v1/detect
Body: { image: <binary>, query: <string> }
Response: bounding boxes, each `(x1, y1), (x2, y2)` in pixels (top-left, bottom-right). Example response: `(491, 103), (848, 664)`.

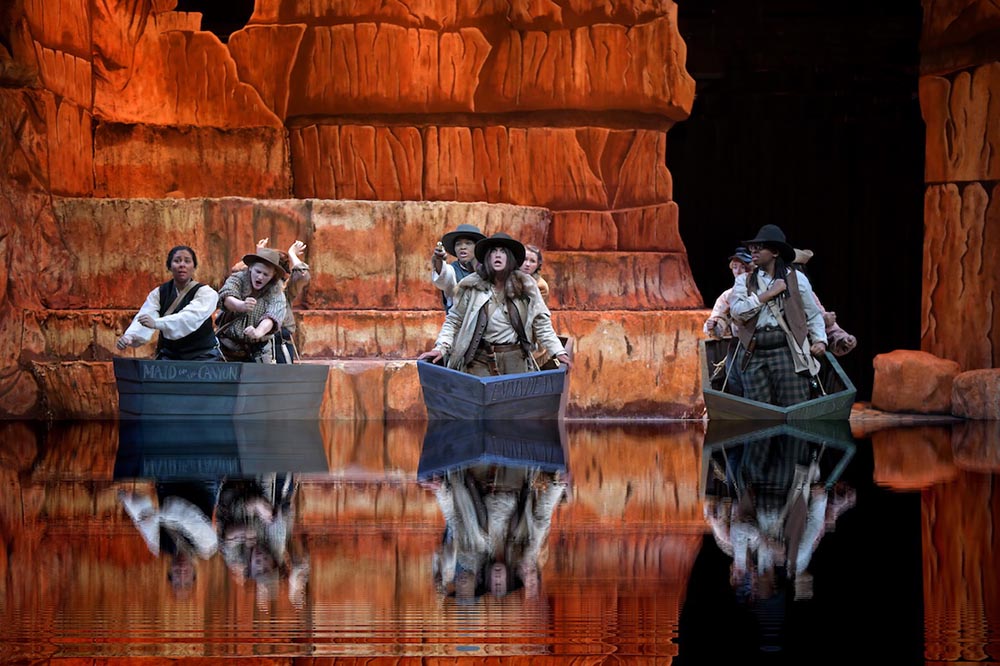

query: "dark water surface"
(0, 418), (997, 664)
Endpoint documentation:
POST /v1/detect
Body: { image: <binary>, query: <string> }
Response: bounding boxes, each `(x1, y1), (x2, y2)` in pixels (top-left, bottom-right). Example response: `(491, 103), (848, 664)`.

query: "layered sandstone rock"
(0, 0), (702, 418)
(922, 472), (1000, 662)
(921, 183), (1000, 371)
(922, 0), (1000, 73)
(921, 5), (1000, 375)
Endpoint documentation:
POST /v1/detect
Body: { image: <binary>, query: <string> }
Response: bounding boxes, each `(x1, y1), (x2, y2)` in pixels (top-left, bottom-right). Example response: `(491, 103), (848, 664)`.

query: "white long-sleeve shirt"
(730, 269), (827, 344)
(122, 282), (219, 347)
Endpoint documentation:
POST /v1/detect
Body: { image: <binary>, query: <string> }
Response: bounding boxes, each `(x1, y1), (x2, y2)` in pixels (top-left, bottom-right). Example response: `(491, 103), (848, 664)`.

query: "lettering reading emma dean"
(485, 374), (561, 403)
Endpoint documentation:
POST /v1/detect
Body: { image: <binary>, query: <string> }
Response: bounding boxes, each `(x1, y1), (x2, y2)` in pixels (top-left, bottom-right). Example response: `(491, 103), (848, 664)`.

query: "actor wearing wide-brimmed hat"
(216, 246), (288, 362)
(704, 246), (754, 340)
(791, 248), (858, 357)
(729, 225), (827, 406)
(419, 233), (570, 375)
(704, 246), (755, 396)
(431, 223), (487, 312)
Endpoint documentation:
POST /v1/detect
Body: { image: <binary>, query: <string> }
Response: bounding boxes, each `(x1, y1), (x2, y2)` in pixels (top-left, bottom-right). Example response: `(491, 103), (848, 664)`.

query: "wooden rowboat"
(700, 338), (856, 421)
(418, 361), (567, 420)
(113, 358), (329, 419)
(417, 338), (573, 420)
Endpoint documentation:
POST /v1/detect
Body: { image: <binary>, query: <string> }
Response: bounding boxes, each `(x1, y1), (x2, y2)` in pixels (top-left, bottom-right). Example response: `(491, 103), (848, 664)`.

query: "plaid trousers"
(738, 330), (811, 406)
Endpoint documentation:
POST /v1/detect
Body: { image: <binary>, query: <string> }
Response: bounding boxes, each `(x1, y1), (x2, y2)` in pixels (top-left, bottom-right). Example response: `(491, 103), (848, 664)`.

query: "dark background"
(668, 0), (925, 401)
(182, 0), (927, 401)
(677, 436), (925, 666)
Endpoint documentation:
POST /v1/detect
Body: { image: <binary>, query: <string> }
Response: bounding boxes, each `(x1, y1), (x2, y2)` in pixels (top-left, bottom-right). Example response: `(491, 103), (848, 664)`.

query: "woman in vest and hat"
(431, 223), (487, 312)
(115, 245), (221, 360)
(216, 247), (287, 363)
(729, 224), (827, 406)
(419, 233), (571, 376)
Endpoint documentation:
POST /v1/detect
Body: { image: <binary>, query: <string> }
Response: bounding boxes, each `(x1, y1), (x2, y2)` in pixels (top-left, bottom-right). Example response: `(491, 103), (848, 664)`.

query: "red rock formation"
(871, 349), (960, 414)
(922, 472), (1000, 662)
(921, 4), (1000, 374)
(0, 0), (703, 418)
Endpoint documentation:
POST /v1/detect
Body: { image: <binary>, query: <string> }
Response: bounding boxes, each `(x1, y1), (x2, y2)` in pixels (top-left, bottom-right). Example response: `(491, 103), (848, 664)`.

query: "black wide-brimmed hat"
(241, 247), (287, 280)
(441, 223), (487, 256)
(742, 224), (796, 264)
(475, 232), (526, 266)
(729, 246), (753, 264)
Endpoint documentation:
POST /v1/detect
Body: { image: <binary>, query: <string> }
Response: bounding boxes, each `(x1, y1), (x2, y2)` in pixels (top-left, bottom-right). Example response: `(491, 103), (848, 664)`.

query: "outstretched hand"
(115, 334), (133, 350)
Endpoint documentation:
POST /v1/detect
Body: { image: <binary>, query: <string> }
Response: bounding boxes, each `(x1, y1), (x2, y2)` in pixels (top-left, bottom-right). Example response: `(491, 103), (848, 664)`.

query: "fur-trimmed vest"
(435, 270), (565, 372)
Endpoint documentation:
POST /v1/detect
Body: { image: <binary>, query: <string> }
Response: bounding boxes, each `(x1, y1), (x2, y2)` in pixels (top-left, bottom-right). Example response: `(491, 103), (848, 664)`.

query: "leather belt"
(480, 341), (521, 353)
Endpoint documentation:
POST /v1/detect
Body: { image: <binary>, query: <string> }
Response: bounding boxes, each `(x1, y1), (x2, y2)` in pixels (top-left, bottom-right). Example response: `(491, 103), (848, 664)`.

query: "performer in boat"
(216, 247), (287, 363)
(430, 223), (486, 312)
(233, 238), (311, 363)
(115, 245), (222, 361)
(519, 244), (550, 300)
(419, 232), (571, 375)
(790, 248), (858, 357)
(704, 246), (754, 396)
(730, 225), (827, 407)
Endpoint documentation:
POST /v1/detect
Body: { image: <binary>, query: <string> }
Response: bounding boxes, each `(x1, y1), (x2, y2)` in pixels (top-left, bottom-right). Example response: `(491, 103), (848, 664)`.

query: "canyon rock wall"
(0, 0), (703, 418)
(920, 1), (1000, 372)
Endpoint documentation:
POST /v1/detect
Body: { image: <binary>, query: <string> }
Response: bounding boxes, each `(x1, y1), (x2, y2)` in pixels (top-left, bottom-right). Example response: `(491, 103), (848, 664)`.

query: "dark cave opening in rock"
(174, 0), (255, 42)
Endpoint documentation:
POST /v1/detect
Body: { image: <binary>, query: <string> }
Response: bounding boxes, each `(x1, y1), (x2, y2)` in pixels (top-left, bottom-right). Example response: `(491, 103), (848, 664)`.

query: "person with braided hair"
(730, 225), (827, 407)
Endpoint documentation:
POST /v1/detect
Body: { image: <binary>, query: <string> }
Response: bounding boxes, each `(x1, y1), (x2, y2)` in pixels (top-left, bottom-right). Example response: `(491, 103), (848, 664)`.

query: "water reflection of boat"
(700, 338), (856, 421)
(417, 361), (568, 420)
(113, 358), (329, 419)
(418, 419), (566, 480)
(701, 419), (856, 500)
(114, 419), (328, 479)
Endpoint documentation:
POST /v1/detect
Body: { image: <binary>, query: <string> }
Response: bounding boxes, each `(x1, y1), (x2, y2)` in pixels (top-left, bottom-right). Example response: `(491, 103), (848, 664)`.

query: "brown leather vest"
(735, 267), (809, 348)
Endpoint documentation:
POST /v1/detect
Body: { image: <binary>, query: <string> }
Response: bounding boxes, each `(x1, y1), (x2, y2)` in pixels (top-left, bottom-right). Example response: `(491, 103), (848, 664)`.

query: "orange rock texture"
(920, 5), (1000, 373)
(0, 0), (704, 418)
(0, 420), (705, 659)
(922, 472), (1000, 662)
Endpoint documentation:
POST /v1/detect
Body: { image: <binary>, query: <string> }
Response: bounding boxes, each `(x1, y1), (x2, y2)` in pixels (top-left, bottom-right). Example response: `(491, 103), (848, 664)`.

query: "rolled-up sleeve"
(218, 272), (244, 306)
(122, 287), (161, 345)
(730, 274), (763, 322)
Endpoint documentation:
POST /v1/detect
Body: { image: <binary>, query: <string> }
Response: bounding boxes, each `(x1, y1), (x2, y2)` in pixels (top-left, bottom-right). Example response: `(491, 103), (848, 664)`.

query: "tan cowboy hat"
(241, 247), (287, 279)
(793, 248), (814, 265)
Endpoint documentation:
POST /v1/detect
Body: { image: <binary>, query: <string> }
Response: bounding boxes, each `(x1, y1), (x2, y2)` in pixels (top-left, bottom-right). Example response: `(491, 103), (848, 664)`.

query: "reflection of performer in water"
(703, 434), (856, 602)
(118, 480), (219, 593)
(428, 465), (567, 602)
(215, 474), (309, 608)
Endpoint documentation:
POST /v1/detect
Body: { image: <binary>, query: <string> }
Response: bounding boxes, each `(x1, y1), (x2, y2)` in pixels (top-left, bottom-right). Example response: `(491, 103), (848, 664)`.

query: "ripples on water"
(0, 419), (997, 663)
